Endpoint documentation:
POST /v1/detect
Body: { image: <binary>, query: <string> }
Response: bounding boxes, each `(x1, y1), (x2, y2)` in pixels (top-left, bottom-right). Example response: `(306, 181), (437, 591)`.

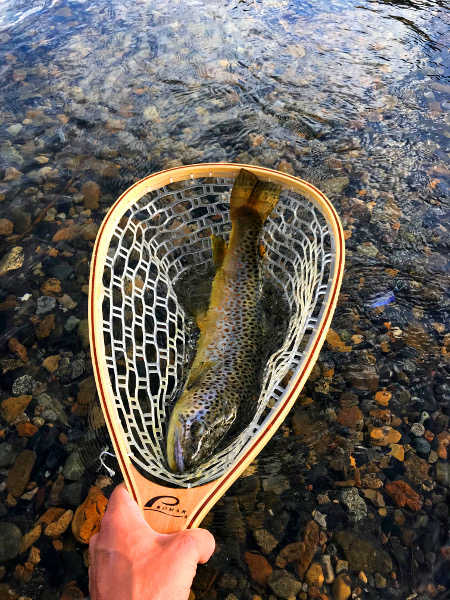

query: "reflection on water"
(0, 0), (448, 598)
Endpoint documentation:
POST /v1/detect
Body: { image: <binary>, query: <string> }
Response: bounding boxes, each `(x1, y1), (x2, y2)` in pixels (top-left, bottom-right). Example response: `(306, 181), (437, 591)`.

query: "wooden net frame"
(89, 164), (344, 525)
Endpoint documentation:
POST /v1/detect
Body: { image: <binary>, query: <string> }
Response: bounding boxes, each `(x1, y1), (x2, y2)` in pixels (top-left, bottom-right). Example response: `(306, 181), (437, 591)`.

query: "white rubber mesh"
(101, 176), (334, 487)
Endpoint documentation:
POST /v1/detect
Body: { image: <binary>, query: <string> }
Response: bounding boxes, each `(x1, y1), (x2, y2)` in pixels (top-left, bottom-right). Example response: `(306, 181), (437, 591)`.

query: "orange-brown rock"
(7, 337), (28, 362)
(14, 563), (32, 583)
(278, 160), (294, 175)
(404, 452), (430, 486)
(72, 486), (108, 544)
(326, 329), (352, 352)
(332, 573), (351, 600)
(0, 295), (18, 311)
(16, 422), (38, 437)
(81, 181), (101, 210)
(36, 314), (55, 339)
(80, 222), (99, 241)
(337, 406), (363, 430)
(27, 546), (41, 565)
(437, 431), (449, 460)
(375, 391), (391, 406)
(40, 278), (61, 296)
(49, 474), (65, 506)
(0, 584), (19, 600)
(44, 510), (73, 539)
(244, 551), (273, 586)
(38, 507), (66, 526)
(19, 524), (42, 553)
(305, 563), (324, 588)
(0, 219), (14, 236)
(60, 586), (84, 600)
(389, 444), (405, 461)
(52, 222), (82, 242)
(369, 426), (401, 446)
(43, 355), (60, 373)
(385, 481), (422, 512)
(0, 395), (32, 423)
(77, 377), (96, 406)
(6, 450), (36, 497)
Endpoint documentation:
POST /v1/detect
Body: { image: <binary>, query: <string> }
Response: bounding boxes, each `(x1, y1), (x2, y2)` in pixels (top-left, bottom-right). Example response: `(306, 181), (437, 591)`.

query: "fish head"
(166, 387), (235, 473)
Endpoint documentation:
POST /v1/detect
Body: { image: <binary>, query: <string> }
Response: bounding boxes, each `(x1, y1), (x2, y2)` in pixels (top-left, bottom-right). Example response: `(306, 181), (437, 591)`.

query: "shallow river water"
(0, 0), (449, 599)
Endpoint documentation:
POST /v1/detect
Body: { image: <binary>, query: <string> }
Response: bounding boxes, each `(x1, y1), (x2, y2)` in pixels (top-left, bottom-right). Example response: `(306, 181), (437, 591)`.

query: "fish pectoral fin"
(186, 360), (216, 389)
(195, 308), (207, 331)
(211, 234), (227, 269)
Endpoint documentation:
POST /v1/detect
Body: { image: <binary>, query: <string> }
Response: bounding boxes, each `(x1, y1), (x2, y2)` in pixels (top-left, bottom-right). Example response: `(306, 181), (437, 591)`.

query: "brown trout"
(166, 169), (281, 473)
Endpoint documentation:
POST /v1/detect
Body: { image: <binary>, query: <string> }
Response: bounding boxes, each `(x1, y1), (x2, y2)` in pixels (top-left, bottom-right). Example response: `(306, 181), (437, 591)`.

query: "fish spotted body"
(167, 169), (281, 473)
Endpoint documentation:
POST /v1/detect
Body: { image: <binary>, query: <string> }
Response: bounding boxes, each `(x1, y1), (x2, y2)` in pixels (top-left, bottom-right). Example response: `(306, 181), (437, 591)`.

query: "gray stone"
(58, 294), (77, 310)
(261, 474), (290, 495)
(334, 531), (392, 575)
(77, 319), (90, 348)
(218, 573), (238, 589)
(436, 461), (449, 488)
(12, 375), (33, 395)
(60, 481), (85, 507)
(7, 207), (31, 234)
(0, 444), (19, 468)
(40, 408), (60, 423)
(17, 298), (37, 319)
(268, 570), (302, 599)
(37, 393), (68, 426)
(36, 295), (57, 315)
(356, 242), (379, 258)
(6, 124), (22, 136)
(253, 529), (279, 555)
(321, 177), (349, 196)
(0, 522), (22, 561)
(410, 423), (425, 437)
(65, 315), (80, 332)
(63, 451), (85, 481)
(414, 438), (430, 455)
(70, 359), (85, 379)
(341, 487), (367, 521)
(0, 141), (24, 165)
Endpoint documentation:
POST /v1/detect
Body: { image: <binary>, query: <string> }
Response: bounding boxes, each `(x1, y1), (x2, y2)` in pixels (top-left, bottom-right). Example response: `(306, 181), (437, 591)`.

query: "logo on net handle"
(144, 496), (188, 518)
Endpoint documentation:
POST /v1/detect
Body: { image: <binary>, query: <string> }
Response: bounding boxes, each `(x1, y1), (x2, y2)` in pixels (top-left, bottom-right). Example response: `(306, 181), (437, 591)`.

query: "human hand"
(89, 483), (215, 600)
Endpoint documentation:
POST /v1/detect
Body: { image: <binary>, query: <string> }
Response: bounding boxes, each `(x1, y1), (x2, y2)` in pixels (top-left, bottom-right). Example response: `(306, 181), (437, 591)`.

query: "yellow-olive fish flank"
(166, 169), (281, 473)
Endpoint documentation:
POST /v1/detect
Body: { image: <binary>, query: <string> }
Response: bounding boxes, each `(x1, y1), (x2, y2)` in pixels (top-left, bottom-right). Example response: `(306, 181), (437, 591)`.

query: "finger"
(101, 483), (148, 532)
(89, 532), (99, 551)
(182, 528), (215, 564)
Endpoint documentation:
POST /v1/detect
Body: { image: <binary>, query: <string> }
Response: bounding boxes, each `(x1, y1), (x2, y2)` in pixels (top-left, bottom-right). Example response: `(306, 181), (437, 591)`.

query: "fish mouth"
(174, 424), (185, 473)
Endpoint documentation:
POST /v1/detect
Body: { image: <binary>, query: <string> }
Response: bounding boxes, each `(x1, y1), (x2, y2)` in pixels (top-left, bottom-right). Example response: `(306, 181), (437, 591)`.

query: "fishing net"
(90, 165), (341, 488)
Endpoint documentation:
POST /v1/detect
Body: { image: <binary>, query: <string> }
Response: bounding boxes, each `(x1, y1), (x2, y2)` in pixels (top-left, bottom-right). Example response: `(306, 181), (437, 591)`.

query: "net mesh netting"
(100, 175), (334, 487)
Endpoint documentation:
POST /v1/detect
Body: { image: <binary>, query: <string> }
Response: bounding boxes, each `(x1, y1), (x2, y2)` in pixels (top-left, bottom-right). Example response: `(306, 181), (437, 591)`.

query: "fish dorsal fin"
(186, 360), (216, 389)
(211, 234), (227, 269)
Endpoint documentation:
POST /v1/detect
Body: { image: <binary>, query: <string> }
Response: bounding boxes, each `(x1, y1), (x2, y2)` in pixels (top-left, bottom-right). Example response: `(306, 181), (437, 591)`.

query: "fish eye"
(190, 421), (204, 439)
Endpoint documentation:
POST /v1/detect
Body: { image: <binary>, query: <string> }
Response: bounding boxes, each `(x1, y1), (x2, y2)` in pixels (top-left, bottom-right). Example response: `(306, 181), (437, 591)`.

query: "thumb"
(180, 528), (216, 564)
(101, 483), (147, 532)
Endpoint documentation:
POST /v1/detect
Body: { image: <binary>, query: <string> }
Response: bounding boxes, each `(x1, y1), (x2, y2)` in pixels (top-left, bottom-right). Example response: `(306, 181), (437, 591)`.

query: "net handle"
(89, 163), (345, 532)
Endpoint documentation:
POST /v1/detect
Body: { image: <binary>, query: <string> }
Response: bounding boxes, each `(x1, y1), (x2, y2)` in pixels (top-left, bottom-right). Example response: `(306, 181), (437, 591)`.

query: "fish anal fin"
(211, 234), (227, 269)
(186, 360), (215, 389)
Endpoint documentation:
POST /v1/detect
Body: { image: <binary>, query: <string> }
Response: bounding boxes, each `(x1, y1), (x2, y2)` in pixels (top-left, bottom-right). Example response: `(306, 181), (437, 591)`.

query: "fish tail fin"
(246, 180), (282, 223)
(230, 169), (281, 224)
